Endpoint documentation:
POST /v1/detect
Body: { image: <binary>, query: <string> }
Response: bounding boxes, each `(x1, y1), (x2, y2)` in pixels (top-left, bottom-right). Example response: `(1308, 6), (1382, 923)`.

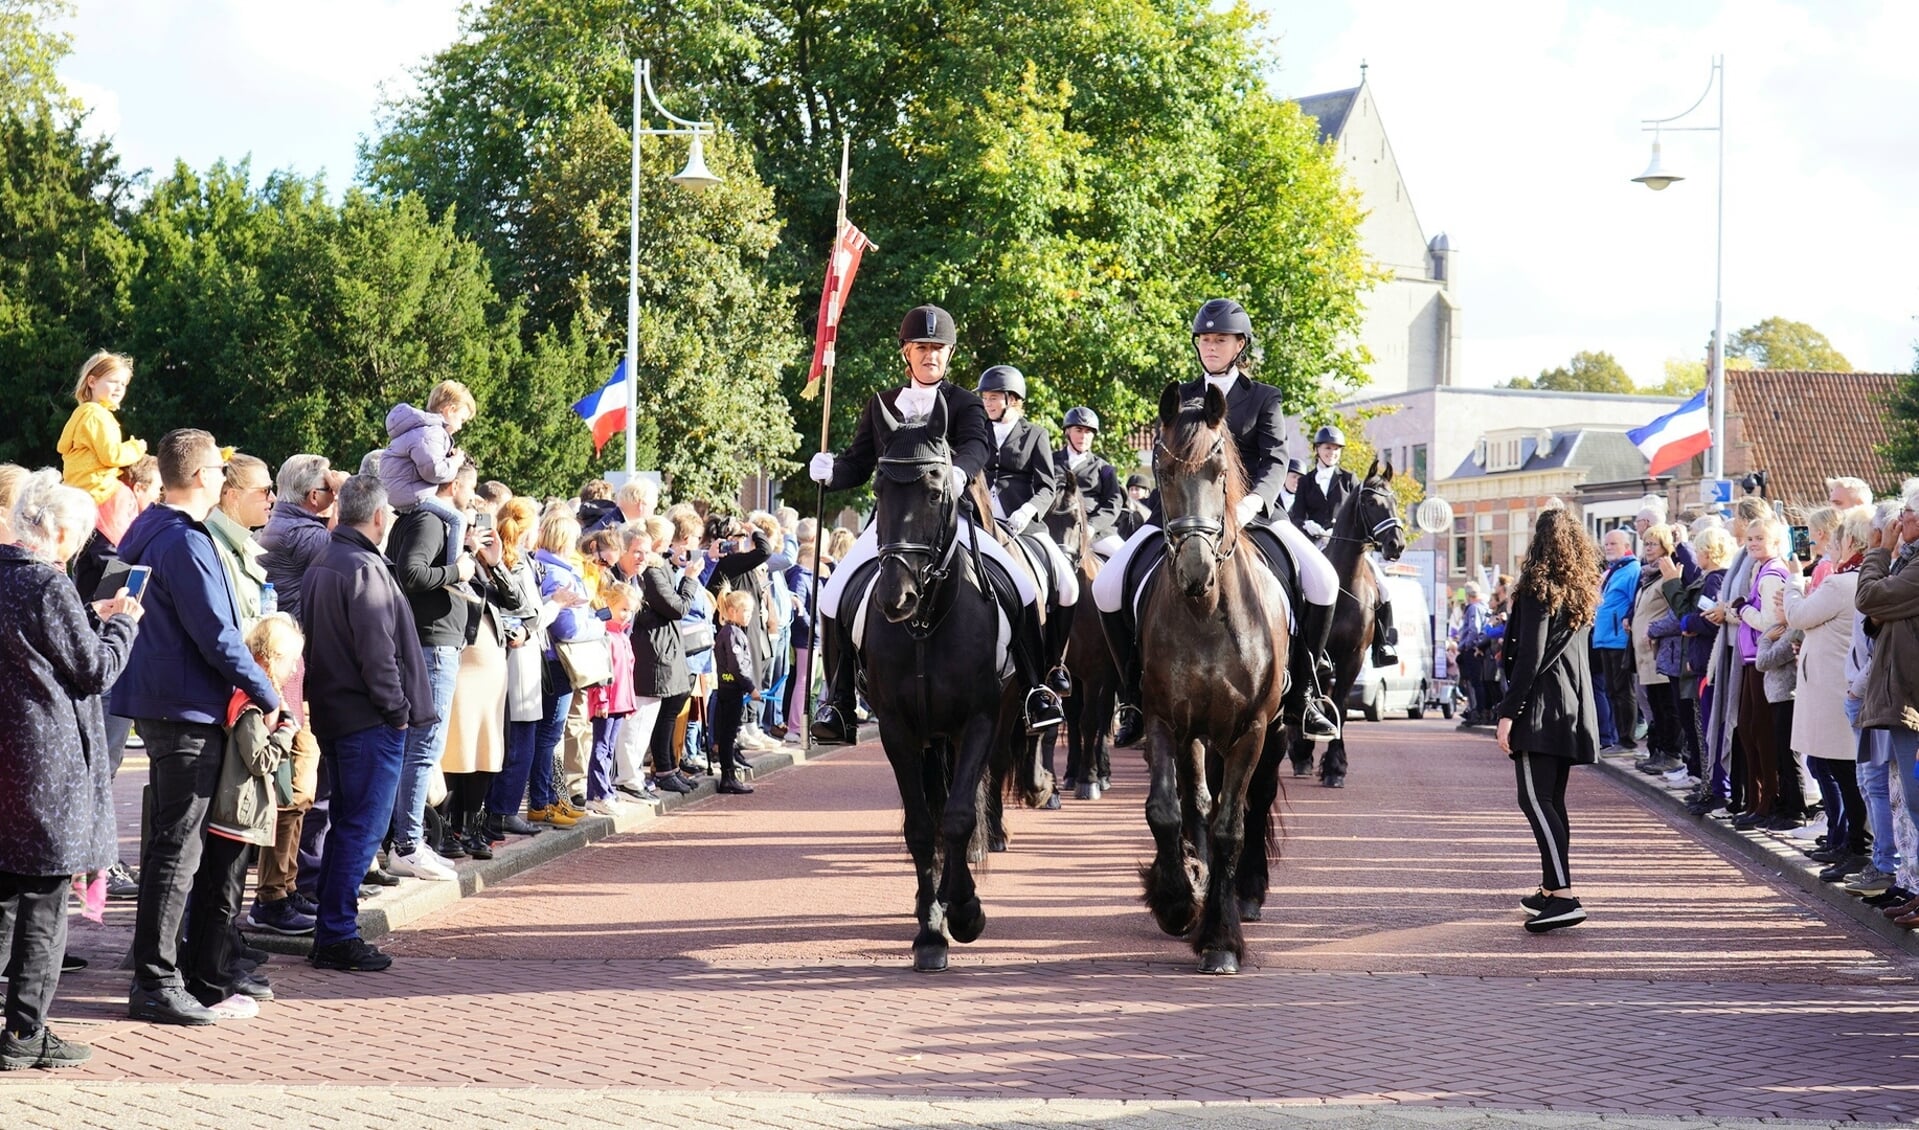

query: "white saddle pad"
(851, 570), (1014, 681)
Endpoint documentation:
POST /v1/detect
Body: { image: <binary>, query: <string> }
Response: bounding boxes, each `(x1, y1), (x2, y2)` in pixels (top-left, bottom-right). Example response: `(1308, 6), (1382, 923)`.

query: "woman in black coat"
(636, 540), (702, 794)
(0, 471), (142, 1068)
(1495, 506), (1601, 934)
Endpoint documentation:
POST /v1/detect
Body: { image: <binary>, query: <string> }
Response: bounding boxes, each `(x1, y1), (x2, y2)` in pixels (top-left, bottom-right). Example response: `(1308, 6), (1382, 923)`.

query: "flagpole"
(804, 133), (853, 755)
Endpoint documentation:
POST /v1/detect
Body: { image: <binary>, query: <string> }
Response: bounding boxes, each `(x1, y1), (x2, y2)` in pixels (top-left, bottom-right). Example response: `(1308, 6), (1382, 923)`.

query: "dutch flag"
(571, 360), (631, 454)
(1627, 390), (1712, 477)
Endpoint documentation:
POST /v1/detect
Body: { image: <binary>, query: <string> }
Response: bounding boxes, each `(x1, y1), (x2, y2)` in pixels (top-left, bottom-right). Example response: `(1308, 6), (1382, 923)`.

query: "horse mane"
(1160, 399), (1249, 545)
(967, 473), (1017, 554)
(1055, 469), (1098, 576)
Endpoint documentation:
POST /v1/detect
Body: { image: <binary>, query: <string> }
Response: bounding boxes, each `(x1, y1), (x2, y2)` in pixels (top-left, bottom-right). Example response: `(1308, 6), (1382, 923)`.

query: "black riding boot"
(1016, 603), (1065, 733)
(1099, 607), (1145, 747)
(1371, 597), (1400, 667)
(1042, 604), (1074, 696)
(809, 618), (861, 745)
(1286, 602), (1340, 741)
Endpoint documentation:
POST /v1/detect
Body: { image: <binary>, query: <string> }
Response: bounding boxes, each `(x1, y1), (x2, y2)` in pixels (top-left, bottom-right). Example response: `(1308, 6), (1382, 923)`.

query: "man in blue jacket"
(1593, 528), (1641, 753)
(111, 429), (280, 1026)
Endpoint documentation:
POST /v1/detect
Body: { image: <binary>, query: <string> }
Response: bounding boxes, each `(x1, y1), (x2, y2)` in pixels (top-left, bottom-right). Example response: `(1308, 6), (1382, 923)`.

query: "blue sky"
(57, 1), (1919, 389)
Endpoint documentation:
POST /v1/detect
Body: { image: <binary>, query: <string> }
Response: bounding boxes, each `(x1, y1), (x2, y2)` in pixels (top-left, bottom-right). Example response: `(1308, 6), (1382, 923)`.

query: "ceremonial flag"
(802, 223), (872, 400)
(1627, 389), (1712, 476)
(572, 359), (631, 453)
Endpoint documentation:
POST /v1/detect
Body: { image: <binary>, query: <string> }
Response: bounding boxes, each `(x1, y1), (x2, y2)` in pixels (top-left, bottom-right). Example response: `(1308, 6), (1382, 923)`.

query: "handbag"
(680, 619), (716, 656)
(555, 633), (613, 690)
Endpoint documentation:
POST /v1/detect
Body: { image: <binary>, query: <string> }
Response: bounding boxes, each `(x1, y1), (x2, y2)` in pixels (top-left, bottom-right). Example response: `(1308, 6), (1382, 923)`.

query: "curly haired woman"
(1495, 506), (1602, 934)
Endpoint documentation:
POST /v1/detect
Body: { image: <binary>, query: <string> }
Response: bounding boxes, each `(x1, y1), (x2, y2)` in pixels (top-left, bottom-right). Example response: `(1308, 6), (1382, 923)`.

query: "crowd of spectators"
(0, 354), (829, 1066)
(1457, 478), (1919, 930)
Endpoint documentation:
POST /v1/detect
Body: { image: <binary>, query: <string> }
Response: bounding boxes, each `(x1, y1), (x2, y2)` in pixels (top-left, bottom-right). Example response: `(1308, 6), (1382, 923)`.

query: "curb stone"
(1591, 749), (1919, 960)
(248, 741), (836, 956)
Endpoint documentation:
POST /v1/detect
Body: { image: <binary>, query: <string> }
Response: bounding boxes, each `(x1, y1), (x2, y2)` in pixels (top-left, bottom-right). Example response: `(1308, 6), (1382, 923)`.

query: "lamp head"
(1632, 136), (1683, 191)
(670, 131), (722, 190)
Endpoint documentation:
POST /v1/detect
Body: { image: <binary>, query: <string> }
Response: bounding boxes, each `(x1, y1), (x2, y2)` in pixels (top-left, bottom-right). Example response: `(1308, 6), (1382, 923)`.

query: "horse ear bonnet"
(878, 421), (950, 481)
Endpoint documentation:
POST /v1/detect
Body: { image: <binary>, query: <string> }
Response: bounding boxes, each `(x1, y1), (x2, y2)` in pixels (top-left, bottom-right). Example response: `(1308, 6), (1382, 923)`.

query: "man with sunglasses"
(111, 429), (281, 1026)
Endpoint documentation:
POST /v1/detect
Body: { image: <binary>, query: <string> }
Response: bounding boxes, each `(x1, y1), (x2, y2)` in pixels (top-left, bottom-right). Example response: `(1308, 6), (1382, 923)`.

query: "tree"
(0, 109), (141, 466)
(1880, 344), (1919, 473)
(1727, 316), (1851, 371)
(0, 0), (80, 119)
(362, 0), (1374, 497)
(1501, 350), (1633, 395)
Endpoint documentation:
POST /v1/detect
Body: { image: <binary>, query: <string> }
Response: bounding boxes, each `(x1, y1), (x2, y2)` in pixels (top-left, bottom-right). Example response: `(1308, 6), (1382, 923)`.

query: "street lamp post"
(1633, 55), (1726, 481)
(626, 58), (723, 477)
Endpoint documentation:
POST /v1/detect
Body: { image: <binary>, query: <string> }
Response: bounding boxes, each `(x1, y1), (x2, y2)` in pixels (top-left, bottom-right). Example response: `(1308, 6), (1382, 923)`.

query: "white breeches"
(1022, 531), (1078, 607)
(1091, 520), (1339, 614)
(1092, 533), (1125, 559)
(820, 521), (1038, 620)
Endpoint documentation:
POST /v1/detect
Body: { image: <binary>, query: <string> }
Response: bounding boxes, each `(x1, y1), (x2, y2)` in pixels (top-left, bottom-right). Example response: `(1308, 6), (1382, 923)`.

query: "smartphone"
(472, 510), (494, 531)
(123, 565), (152, 601)
(1790, 524), (1812, 562)
(1696, 594), (1719, 613)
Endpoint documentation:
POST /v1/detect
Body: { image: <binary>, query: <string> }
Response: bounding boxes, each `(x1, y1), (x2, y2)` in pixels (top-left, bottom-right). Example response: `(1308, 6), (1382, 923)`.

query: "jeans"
(1595, 648), (1636, 749)
(296, 753), (332, 898)
(1594, 669), (1617, 748)
(390, 644), (461, 850)
(587, 715), (623, 801)
(105, 714), (133, 779)
(488, 720), (539, 818)
(1860, 729), (1896, 875)
(130, 719), (225, 991)
(528, 689), (571, 811)
(0, 872), (69, 1035)
(315, 724), (406, 947)
(414, 495), (467, 568)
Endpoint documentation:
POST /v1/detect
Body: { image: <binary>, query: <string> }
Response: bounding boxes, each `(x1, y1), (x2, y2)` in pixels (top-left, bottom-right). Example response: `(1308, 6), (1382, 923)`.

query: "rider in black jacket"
(1291, 426), (1397, 666)
(1056, 407), (1124, 551)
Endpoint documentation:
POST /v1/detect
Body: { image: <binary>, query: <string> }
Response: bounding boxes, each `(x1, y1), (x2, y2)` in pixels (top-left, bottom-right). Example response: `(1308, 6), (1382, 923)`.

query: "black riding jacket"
(983, 416), (1057, 522)
(824, 381), (993, 493)
(1289, 463), (1356, 532)
(1054, 448), (1123, 541)
(1171, 373), (1301, 522)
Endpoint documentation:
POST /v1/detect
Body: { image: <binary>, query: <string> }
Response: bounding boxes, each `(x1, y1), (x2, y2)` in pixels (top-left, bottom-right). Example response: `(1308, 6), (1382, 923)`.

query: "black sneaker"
(1819, 855), (1868, 883)
(363, 866), (402, 887)
(716, 779), (755, 795)
(1524, 896), (1586, 933)
(105, 860), (141, 900)
(60, 954), (86, 973)
(653, 773), (692, 795)
(308, 938), (393, 973)
(247, 897), (316, 936)
(128, 984), (217, 1026)
(462, 831), (493, 861)
(289, 891), (320, 916)
(236, 936), (269, 966)
(1865, 886), (1913, 908)
(1, 1027), (92, 1070)
(1520, 888), (1552, 913)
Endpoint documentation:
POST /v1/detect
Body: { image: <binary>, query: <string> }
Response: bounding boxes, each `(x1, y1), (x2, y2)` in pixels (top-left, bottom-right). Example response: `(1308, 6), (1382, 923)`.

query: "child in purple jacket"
(379, 381), (476, 567)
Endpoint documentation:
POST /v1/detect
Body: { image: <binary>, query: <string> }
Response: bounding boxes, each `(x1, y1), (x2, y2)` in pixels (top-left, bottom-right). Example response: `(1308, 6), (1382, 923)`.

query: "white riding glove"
(1234, 494), (1264, 527)
(1303, 520), (1327, 537)
(808, 452), (835, 484)
(949, 466), (967, 490)
(1005, 504), (1036, 534)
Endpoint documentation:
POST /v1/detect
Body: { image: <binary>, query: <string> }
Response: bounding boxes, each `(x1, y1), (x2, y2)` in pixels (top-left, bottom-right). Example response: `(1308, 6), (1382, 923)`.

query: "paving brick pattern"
(9, 720), (1918, 1127)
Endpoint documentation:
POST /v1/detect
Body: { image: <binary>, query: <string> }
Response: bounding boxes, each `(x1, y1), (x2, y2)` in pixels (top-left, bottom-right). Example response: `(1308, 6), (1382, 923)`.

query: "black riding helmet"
(977, 365), (1027, 400)
(1190, 298), (1255, 373)
(1063, 406), (1100, 431)
(899, 304), (958, 346)
(1313, 425), (1347, 448)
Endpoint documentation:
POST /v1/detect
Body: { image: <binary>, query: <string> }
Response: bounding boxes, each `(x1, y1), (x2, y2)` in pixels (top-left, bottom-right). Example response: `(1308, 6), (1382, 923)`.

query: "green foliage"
(0, 109), (141, 465)
(1727, 316), (1851, 371)
(1311, 403), (1424, 523)
(1501, 350), (1633, 394)
(1879, 345), (1919, 473)
(0, 0), (79, 119)
(363, 0), (1373, 500)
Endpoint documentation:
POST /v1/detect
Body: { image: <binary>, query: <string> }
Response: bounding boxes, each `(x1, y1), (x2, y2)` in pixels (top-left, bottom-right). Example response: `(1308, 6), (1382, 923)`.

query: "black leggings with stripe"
(1514, 752), (1573, 891)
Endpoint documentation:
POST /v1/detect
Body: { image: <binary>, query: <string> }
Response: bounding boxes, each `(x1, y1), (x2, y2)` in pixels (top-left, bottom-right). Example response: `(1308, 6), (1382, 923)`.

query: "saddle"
(840, 545), (1014, 680)
(1120, 520), (1296, 631)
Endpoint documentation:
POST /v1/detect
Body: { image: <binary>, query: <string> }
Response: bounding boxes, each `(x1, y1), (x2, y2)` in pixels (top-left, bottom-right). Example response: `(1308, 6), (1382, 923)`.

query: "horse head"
(1153, 381), (1242, 599)
(872, 393), (959, 624)
(1355, 457), (1406, 561)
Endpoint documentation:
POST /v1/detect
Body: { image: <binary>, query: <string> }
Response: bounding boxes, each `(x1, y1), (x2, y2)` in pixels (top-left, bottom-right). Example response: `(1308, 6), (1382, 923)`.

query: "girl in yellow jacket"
(57, 352), (146, 545)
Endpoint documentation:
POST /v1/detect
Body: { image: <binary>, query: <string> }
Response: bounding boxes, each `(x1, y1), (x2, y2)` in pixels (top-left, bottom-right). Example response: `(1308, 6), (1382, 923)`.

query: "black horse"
(861, 397), (1054, 972)
(1289, 460), (1406, 788)
(1040, 467), (1117, 800)
(1137, 383), (1288, 975)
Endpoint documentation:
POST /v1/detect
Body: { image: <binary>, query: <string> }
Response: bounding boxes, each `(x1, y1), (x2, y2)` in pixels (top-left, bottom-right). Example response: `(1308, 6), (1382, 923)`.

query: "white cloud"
(1261, 0), (1919, 385)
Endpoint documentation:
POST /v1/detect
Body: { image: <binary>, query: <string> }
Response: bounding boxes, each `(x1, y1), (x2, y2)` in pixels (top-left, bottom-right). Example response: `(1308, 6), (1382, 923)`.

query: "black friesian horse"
(863, 397), (1053, 973)
(1041, 465), (1117, 800)
(1289, 460), (1406, 788)
(1137, 383), (1288, 975)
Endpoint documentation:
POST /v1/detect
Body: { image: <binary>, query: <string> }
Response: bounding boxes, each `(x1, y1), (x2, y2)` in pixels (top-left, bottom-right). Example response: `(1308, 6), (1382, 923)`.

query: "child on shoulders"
(380, 380), (477, 567)
(57, 352), (146, 545)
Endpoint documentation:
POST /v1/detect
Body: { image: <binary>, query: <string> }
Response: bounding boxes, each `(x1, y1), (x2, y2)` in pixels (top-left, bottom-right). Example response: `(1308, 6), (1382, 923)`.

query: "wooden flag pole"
(804, 133), (854, 754)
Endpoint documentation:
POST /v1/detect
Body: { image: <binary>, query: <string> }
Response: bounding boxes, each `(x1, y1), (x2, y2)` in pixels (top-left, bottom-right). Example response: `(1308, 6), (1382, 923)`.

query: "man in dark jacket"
(112, 429), (280, 1027)
(299, 475), (435, 972)
(1055, 406), (1123, 555)
(383, 460), (483, 879)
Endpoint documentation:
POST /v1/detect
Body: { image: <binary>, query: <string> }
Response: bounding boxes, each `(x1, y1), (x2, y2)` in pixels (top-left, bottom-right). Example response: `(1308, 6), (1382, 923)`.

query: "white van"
(1344, 566), (1436, 721)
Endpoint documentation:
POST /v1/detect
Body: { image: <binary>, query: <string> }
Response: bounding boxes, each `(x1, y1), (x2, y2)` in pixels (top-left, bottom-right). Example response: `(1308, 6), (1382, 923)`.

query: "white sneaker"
(388, 847), (457, 881)
(585, 798), (622, 816)
(208, 993), (259, 1020)
(1788, 817), (1828, 841)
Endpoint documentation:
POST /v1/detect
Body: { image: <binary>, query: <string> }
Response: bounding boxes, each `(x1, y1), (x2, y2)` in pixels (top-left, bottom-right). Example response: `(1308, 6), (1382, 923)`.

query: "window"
(1452, 516), (1469, 575)
(1412, 444), (1428, 488)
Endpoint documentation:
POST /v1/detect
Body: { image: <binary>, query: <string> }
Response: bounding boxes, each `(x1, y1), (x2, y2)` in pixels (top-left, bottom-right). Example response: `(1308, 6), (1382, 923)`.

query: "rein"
(1154, 433), (1237, 565)
(1321, 483), (1403, 549)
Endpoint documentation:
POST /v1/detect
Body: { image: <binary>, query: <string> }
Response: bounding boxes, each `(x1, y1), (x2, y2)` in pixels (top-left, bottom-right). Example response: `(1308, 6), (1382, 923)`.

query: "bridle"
(1323, 481), (1404, 549)
(1153, 429), (1237, 565)
(875, 444), (962, 635)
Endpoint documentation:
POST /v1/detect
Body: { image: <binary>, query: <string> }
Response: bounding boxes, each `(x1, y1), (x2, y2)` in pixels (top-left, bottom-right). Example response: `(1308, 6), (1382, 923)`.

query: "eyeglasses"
(200, 463), (227, 478)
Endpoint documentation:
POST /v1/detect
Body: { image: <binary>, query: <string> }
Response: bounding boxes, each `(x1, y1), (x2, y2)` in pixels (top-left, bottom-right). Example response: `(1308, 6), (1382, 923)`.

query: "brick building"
(1436, 427), (1649, 586)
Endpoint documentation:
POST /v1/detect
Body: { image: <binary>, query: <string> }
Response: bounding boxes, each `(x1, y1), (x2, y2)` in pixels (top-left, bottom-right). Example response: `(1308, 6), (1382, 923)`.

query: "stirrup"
(1113, 703), (1144, 747)
(1025, 687), (1064, 733)
(1301, 697), (1340, 741)
(1045, 664), (1074, 696)
(809, 704), (858, 744)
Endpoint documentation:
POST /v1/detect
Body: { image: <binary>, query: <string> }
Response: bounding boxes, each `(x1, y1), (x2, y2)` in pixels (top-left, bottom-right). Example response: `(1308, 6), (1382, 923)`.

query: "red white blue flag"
(1627, 390), (1711, 476)
(572, 359), (630, 454)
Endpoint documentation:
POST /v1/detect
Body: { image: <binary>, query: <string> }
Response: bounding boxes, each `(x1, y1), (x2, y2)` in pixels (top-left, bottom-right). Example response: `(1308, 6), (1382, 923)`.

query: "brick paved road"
(8, 719), (1918, 1127)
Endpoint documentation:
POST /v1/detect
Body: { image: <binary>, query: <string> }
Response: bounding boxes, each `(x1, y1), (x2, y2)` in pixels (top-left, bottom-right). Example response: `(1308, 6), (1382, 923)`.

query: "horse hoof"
(1042, 793), (1061, 810)
(1075, 780), (1100, 801)
(913, 945), (949, 973)
(1098, 776), (1111, 791)
(988, 835), (1009, 853)
(1197, 950), (1240, 975)
(946, 899), (986, 944)
(1322, 774), (1346, 789)
(1238, 898), (1264, 922)
(1291, 760), (1311, 777)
